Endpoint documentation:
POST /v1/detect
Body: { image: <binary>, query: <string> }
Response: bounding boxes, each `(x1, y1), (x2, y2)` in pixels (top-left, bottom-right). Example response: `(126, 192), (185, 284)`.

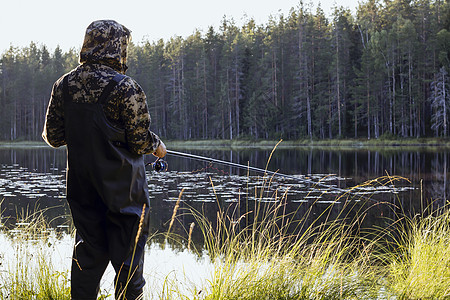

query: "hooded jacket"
(43, 20), (160, 155)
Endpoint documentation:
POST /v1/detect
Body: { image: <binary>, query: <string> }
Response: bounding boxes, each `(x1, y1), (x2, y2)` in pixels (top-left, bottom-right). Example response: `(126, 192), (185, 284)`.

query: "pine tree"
(430, 67), (450, 136)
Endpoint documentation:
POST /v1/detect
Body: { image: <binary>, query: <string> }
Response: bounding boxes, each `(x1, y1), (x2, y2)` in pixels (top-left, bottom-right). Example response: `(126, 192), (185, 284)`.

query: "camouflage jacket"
(42, 20), (160, 155)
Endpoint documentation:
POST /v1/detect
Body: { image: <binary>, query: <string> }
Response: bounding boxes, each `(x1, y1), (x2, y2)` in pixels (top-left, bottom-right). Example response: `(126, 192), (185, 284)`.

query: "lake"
(0, 144), (446, 238)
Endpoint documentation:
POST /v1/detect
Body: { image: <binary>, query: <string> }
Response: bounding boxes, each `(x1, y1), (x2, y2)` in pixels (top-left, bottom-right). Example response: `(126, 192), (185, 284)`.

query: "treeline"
(1, 0), (450, 141)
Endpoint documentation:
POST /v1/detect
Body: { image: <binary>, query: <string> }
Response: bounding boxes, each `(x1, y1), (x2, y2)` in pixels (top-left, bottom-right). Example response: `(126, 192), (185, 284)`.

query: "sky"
(1, 0), (360, 53)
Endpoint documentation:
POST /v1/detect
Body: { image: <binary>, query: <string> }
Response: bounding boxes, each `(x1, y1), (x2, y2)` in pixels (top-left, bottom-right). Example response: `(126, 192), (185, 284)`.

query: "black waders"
(63, 74), (150, 300)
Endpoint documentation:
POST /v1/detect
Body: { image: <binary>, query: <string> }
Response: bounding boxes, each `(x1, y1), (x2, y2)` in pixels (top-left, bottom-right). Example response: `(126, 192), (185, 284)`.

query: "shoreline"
(2, 138), (450, 150)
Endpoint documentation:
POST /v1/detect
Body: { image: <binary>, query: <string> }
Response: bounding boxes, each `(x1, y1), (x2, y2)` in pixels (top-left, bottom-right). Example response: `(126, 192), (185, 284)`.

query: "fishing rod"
(151, 149), (351, 195)
(148, 150), (397, 201)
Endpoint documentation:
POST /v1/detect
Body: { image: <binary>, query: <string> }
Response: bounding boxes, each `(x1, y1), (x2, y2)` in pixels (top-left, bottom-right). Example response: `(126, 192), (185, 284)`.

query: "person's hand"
(153, 141), (167, 158)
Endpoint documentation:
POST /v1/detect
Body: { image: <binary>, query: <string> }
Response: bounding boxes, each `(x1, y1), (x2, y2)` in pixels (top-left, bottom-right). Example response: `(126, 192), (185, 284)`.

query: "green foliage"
(0, 209), (71, 300)
(386, 207), (450, 298)
(0, 44), (78, 141)
(1, 0), (449, 141)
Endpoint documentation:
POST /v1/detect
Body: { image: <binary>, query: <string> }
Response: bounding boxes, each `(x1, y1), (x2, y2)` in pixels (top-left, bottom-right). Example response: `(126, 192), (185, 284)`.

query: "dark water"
(0, 145), (448, 248)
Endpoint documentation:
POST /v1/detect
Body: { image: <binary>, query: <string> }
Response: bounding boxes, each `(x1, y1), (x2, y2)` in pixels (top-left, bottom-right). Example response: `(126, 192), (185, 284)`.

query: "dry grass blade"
(135, 203), (147, 245)
(188, 222), (195, 251)
(167, 189), (184, 235)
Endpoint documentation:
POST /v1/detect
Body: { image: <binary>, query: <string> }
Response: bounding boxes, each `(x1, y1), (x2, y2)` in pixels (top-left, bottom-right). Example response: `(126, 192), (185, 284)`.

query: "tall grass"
(386, 207), (450, 298)
(162, 153), (450, 299)
(182, 178), (387, 299)
(0, 207), (71, 299)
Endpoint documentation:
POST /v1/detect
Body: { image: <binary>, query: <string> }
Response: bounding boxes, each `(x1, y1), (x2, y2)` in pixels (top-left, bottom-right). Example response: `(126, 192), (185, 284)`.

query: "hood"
(79, 20), (131, 73)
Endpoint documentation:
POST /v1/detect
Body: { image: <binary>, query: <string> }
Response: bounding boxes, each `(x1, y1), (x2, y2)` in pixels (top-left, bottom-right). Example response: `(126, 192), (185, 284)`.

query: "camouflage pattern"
(42, 20), (160, 155)
(80, 20), (130, 74)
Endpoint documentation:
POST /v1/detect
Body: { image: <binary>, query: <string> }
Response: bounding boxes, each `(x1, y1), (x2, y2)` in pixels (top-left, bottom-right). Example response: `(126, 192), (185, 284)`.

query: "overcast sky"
(1, 0), (360, 53)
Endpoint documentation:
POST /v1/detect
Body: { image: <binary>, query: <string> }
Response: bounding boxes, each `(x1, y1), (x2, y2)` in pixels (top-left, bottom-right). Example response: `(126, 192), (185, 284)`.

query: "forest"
(0, 0), (449, 142)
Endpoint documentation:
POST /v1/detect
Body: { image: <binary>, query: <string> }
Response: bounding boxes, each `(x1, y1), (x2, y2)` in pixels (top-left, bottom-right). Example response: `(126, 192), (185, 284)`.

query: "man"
(43, 20), (166, 299)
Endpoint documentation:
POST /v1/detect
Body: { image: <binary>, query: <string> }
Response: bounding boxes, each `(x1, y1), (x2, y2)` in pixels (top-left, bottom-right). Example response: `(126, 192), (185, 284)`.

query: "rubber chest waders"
(63, 73), (149, 300)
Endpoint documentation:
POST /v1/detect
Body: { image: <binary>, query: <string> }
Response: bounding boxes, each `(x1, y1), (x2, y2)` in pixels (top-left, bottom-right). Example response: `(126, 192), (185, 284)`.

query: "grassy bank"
(1, 178), (450, 299)
(0, 209), (72, 299)
(167, 138), (450, 153)
(0, 141), (49, 148)
(175, 172), (450, 299)
(1, 207), (449, 299)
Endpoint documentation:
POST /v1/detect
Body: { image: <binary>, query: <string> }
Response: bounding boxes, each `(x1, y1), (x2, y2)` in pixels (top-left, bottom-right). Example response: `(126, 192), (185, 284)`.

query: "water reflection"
(1, 146), (449, 244)
(0, 229), (210, 297)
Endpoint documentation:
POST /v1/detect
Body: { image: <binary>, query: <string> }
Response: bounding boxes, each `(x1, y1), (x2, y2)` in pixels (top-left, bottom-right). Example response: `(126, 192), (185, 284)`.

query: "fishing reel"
(148, 157), (169, 172)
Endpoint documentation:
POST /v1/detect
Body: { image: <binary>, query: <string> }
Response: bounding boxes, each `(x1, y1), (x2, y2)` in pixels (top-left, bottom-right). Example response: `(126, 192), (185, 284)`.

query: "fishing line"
(165, 149), (351, 195)
(148, 150), (402, 203)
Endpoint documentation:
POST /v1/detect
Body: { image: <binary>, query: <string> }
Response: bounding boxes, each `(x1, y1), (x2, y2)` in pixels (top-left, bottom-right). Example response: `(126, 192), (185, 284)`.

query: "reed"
(188, 222), (195, 251)
(385, 206), (450, 298)
(185, 188), (385, 299)
(117, 203), (148, 300)
(136, 203), (147, 245)
(167, 188), (184, 235)
(0, 207), (71, 299)
(171, 147), (410, 299)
